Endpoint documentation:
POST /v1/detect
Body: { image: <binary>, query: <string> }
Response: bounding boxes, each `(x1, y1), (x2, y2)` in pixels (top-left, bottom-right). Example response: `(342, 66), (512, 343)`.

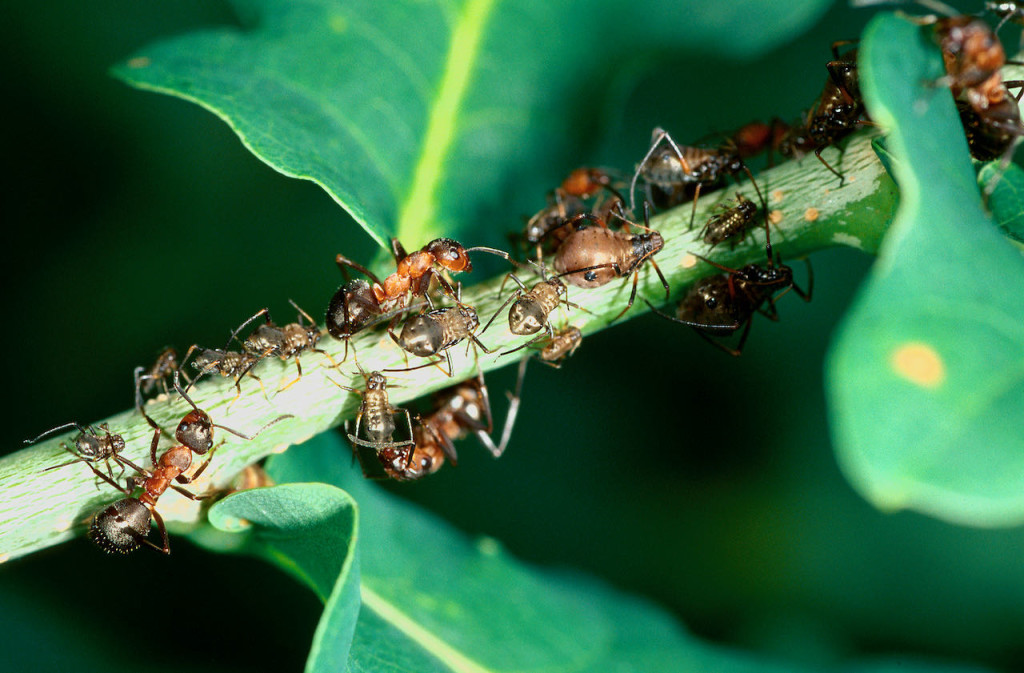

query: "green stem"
(0, 130), (897, 562)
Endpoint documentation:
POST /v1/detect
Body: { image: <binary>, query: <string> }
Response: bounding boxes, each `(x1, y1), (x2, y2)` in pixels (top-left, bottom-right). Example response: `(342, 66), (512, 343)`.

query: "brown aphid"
(502, 325), (583, 368)
(230, 301), (335, 391)
(184, 345), (265, 403)
(552, 206), (669, 322)
(700, 193), (760, 250)
(27, 421), (135, 485)
(137, 348), (187, 398)
(390, 288), (492, 375)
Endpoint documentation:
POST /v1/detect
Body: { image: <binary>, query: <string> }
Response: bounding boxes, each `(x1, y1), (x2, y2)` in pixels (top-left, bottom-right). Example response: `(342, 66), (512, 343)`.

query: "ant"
(93, 371), (291, 554)
(552, 204), (670, 322)
(229, 300), (335, 391)
(326, 255), (386, 359)
(337, 237), (513, 316)
(522, 168), (627, 260)
(700, 193), (762, 250)
(26, 422), (134, 485)
(630, 127), (769, 230)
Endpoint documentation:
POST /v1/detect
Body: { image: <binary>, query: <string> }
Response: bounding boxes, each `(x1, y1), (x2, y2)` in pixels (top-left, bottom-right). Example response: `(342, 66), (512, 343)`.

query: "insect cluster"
(24, 4), (1022, 556)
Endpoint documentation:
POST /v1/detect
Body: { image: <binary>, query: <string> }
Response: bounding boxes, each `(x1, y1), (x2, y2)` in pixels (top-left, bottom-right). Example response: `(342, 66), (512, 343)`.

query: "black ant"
(551, 204), (670, 322)
(26, 422), (134, 485)
(229, 300), (335, 391)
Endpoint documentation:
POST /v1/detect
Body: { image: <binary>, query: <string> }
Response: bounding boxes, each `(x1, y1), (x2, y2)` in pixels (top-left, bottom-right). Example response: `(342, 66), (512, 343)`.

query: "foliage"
(4, 1), (1024, 672)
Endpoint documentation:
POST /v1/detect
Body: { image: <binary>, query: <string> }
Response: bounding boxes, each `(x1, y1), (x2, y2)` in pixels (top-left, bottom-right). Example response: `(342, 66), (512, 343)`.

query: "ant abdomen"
(89, 498), (152, 555)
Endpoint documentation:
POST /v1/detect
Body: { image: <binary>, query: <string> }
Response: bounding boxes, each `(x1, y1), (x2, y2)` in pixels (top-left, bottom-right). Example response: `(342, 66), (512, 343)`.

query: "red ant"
(522, 168), (627, 260)
(90, 372), (291, 554)
(337, 237), (512, 316)
(551, 204), (670, 322)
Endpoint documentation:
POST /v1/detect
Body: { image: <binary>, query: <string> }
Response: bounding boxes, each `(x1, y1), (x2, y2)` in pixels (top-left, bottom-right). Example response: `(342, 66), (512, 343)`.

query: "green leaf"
(112, 0), (833, 249)
(826, 14), (1024, 526)
(207, 483), (360, 673)
(257, 433), (996, 672)
(979, 161), (1024, 244)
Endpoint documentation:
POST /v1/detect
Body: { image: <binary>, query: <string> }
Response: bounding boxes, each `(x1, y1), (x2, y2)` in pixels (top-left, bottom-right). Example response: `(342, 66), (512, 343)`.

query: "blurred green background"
(4, 1), (1024, 671)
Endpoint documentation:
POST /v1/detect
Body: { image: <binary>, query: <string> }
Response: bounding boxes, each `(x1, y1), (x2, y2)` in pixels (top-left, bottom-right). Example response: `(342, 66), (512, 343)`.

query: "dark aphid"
(552, 205), (670, 322)
(700, 193), (761, 250)
(230, 301), (335, 391)
(184, 345), (265, 404)
(137, 348), (187, 398)
(27, 422), (134, 485)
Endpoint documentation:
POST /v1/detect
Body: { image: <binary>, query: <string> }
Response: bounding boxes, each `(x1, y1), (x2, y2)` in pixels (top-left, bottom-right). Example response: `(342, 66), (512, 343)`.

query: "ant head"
(426, 238), (472, 273)
(562, 167), (609, 198)
(177, 409), (214, 454)
(89, 499), (151, 554)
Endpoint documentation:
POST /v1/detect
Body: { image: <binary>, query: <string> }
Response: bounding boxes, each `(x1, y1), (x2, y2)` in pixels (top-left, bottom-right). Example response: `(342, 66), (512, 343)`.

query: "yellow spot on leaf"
(769, 210), (783, 224)
(126, 57), (151, 69)
(891, 342), (945, 388)
(680, 253), (698, 269)
(329, 14), (348, 33)
(804, 207), (820, 221)
(771, 190), (784, 203)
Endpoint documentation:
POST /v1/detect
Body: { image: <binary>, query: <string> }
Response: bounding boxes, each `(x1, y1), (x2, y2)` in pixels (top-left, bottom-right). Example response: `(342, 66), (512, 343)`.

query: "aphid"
(390, 287), (492, 375)
(338, 238), (513, 315)
(27, 422), (135, 484)
(630, 127), (768, 227)
(700, 193), (761, 250)
(781, 41), (865, 184)
(645, 252), (812, 356)
(183, 345), (265, 403)
(501, 324), (583, 368)
(230, 301), (335, 391)
(137, 348), (187, 398)
(482, 260), (589, 344)
(552, 205), (670, 322)
(334, 369), (416, 478)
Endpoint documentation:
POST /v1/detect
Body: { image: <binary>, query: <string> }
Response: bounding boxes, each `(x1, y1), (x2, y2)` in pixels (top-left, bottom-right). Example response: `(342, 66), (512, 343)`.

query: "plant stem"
(0, 130), (897, 562)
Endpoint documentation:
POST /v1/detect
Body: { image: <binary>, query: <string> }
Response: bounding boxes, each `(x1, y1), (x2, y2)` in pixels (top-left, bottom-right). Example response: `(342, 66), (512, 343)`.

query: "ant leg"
(145, 507), (172, 555)
(335, 253), (385, 287)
